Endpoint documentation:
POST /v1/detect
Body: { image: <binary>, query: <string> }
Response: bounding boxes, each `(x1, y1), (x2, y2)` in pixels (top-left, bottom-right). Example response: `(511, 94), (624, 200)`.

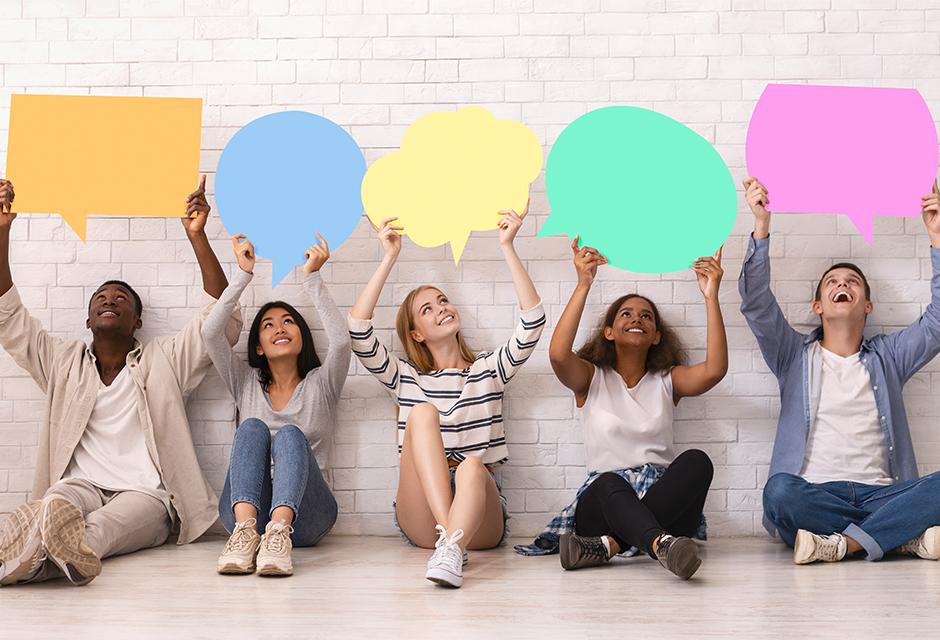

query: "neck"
(91, 333), (135, 376)
(427, 337), (469, 370)
(819, 317), (865, 357)
(267, 357), (302, 390)
(614, 345), (648, 387)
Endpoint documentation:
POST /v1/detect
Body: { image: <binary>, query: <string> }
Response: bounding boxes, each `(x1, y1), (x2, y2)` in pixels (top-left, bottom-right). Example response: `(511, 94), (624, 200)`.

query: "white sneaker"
(793, 529), (847, 565)
(256, 521), (294, 577)
(425, 524), (464, 588)
(217, 518), (262, 575)
(0, 501), (45, 586)
(898, 526), (940, 560)
(39, 495), (101, 586)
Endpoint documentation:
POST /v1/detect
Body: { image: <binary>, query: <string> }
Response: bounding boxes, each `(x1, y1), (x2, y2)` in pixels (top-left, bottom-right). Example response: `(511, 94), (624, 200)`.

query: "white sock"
(600, 535), (613, 558)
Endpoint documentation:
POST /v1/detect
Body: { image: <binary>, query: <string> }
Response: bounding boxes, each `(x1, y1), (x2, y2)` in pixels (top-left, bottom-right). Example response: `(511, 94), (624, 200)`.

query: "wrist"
(186, 228), (208, 241)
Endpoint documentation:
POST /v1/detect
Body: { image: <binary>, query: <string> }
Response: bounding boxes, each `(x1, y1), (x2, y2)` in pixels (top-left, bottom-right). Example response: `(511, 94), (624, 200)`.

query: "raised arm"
(738, 176), (804, 377)
(199, 234), (256, 399)
(181, 175), (228, 299)
(350, 216), (402, 320)
(879, 179), (940, 380)
(549, 236), (606, 401)
(302, 233), (351, 401)
(0, 179), (16, 296)
(498, 203), (540, 311)
(672, 247), (728, 401)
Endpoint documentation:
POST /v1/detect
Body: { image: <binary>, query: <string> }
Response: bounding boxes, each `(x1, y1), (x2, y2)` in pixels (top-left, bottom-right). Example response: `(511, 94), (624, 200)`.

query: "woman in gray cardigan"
(201, 232), (350, 577)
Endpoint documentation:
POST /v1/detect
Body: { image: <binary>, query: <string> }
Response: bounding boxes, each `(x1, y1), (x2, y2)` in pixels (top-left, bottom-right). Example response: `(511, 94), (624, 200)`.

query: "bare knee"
(405, 403), (441, 439)
(454, 456), (487, 484)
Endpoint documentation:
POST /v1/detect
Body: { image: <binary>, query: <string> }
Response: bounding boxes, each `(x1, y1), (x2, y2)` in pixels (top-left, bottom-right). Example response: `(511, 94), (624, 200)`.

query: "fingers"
(714, 244), (723, 263)
(315, 231), (330, 253)
(570, 236), (580, 252)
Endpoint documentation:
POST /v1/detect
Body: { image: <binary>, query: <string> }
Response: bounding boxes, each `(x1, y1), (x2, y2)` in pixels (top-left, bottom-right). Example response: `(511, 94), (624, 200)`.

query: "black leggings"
(574, 449), (713, 557)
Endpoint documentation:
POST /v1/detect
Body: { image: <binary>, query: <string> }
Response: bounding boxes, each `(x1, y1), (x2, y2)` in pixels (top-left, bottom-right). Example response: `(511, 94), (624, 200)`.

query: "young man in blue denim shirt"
(739, 175), (940, 565)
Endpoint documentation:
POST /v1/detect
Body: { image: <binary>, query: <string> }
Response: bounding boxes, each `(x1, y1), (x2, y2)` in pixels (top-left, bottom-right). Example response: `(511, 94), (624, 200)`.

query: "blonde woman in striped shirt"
(348, 207), (544, 588)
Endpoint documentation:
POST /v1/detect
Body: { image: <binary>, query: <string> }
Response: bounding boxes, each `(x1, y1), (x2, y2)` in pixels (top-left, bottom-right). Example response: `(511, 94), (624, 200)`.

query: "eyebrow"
(261, 312), (292, 323)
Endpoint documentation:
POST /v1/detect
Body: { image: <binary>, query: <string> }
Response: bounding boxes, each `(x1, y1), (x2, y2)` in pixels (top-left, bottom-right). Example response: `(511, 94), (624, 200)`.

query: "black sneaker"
(559, 533), (610, 570)
(655, 535), (701, 580)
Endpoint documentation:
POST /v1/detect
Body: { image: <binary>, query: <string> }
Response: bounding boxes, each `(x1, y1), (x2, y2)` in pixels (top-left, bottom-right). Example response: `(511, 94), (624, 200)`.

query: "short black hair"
(814, 263), (871, 302)
(247, 301), (321, 393)
(91, 280), (143, 317)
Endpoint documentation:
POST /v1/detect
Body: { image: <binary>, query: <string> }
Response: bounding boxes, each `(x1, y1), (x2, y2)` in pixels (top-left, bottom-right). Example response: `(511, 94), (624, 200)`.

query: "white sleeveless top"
(579, 365), (676, 473)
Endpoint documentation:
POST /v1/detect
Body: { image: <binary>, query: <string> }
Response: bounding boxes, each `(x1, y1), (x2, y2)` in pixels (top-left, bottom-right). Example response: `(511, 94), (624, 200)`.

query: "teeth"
(627, 328), (643, 333)
(440, 316), (454, 325)
(274, 339), (289, 345)
(834, 292), (851, 302)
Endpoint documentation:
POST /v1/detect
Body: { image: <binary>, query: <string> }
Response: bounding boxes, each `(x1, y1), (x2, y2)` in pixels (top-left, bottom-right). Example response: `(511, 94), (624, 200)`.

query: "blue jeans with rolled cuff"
(219, 418), (337, 547)
(763, 471), (940, 561)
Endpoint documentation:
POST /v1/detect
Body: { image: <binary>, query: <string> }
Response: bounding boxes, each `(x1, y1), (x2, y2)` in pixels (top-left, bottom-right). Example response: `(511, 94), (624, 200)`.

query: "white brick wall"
(0, 1), (939, 538)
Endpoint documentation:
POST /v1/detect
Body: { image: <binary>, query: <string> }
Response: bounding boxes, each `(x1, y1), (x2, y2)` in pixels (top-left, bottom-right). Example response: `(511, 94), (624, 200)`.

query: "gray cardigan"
(201, 268), (350, 471)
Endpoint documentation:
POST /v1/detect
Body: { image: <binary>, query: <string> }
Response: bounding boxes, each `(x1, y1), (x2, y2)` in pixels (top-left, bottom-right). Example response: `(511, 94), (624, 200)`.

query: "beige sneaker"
(0, 501), (45, 586)
(39, 495), (102, 586)
(793, 529), (847, 565)
(898, 526), (940, 560)
(256, 521), (294, 577)
(217, 518), (262, 575)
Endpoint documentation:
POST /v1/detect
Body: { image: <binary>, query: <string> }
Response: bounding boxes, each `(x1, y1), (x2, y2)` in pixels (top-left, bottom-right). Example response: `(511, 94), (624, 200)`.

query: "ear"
(603, 326), (614, 342)
(86, 316), (91, 330)
(256, 344), (265, 356)
(652, 330), (662, 346)
(812, 300), (823, 317)
(410, 329), (425, 344)
(865, 301), (873, 316)
(134, 317), (142, 330)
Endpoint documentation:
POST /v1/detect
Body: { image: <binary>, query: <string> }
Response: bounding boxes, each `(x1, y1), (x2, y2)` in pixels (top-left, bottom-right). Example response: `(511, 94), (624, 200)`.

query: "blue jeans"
(219, 418), (337, 547)
(763, 471), (940, 561)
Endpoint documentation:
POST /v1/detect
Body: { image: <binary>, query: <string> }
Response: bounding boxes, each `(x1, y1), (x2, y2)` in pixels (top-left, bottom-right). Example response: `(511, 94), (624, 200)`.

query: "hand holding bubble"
(692, 246), (724, 302)
(181, 175), (210, 236)
(303, 233), (331, 276)
(571, 236), (608, 290)
(373, 216), (404, 262)
(231, 234), (255, 274)
(0, 180), (15, 225)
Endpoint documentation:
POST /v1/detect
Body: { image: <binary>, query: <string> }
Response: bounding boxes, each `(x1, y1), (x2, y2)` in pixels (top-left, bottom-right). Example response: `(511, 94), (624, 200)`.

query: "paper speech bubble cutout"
(215, 111), (366, 285)
(360, 106), (543, 263)
(540, 106), (736, 274)
(746, 84), (938, 243)
(6, 94), (202, 240)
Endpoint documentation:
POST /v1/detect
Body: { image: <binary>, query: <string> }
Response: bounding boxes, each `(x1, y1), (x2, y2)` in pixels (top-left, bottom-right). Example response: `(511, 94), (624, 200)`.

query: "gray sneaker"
(0, 501), (45, 586)
(655, 535), (702, 580)
(559, 533), (610, 570)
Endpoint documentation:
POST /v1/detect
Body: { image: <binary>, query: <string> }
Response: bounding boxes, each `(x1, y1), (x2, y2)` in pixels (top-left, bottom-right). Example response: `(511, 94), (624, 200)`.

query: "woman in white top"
(522, 237), (727, 580)
(348, 207), (544, 589)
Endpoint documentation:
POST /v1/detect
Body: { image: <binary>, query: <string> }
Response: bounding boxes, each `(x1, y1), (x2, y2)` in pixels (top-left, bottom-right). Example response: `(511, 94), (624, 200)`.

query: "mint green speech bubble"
(540, 106), (737, 274)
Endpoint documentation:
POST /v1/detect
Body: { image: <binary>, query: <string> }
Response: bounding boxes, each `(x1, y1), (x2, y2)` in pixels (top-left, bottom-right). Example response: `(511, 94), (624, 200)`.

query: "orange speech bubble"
(6, 94), (202, 239)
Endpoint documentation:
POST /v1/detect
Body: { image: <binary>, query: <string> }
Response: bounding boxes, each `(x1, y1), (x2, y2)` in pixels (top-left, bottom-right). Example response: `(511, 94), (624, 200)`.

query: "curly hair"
(575, 294), (685, 374)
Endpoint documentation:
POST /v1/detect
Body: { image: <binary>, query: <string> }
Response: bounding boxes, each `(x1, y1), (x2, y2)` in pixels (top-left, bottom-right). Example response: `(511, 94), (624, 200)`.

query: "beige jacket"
(0, 285), (241, 544)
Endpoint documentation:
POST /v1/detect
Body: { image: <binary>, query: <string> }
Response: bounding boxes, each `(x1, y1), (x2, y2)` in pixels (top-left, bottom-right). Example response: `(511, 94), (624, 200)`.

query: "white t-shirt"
(579, 365), (675, 473)
(64, 365), (171, 512)
(800, 346), (892, 486)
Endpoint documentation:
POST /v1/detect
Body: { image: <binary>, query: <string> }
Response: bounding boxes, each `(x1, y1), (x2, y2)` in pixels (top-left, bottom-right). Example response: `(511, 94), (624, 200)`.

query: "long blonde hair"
(396, 285), (476, 373)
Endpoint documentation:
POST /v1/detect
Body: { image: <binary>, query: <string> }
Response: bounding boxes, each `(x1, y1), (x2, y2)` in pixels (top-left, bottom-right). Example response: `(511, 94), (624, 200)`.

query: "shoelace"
(580, 537), (609, 563)
(430, 525), (464, 573)
(655, 534), (675, 561)
(263, 523), (294, 555)
(816, 534), (844, 561)
(223, 518), (258, 553)
(26, 549), (47, 578)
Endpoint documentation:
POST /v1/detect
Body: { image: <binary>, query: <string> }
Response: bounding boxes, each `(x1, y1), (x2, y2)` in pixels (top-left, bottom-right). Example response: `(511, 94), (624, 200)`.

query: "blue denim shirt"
(739, 235), (940, 536)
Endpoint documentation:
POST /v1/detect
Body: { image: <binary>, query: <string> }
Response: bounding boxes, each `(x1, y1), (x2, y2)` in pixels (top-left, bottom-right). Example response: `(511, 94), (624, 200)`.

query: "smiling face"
(409, 287), (461, 345)
(813, 266), (873, 323)
(603, 296), (661, 351)
(254, 306), (303, 361)
(86, 283), (141, 337)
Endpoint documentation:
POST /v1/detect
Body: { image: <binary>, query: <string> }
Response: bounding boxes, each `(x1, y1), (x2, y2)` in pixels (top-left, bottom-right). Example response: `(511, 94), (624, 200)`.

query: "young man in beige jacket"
(0, 177), (241, 586)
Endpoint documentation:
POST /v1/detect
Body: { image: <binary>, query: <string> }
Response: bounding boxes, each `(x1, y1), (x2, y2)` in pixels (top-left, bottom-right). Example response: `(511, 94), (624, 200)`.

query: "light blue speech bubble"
(216, 111), (366, 284)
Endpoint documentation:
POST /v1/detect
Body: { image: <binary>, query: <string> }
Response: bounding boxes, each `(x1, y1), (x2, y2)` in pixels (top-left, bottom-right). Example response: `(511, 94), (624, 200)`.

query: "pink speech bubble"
(746, 84), (938, 243)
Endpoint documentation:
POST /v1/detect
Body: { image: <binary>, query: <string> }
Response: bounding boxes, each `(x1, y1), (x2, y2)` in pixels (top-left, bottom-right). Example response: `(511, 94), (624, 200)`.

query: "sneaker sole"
(256, 560), (292, 577)
(918, 527), (940, 560)
(40, 497), (101, 586)
(426, 566), (463, 588)
(0, 502), (43, 586)
(665, 538), (702, 580)
(217, 560), (256, 575)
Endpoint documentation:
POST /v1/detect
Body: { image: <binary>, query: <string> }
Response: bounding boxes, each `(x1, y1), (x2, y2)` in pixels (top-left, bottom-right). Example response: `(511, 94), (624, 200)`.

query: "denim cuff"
(270, 501), (299, 518)
(230, 496), (262, 513)
(843, 523), (884, 561)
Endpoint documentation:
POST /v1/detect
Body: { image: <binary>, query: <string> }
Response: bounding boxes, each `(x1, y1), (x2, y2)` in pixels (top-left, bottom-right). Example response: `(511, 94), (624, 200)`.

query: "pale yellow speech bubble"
(361, 106), (543, 263)
(6, 94), (202, 240)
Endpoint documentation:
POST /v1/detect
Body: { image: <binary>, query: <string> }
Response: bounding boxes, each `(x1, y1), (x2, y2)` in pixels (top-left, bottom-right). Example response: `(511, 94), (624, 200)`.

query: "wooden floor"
(2, 536), (937, 638)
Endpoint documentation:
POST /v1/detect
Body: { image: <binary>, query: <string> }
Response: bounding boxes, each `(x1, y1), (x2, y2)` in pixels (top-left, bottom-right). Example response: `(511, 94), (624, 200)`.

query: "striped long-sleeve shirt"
(348, 302), (546, 465)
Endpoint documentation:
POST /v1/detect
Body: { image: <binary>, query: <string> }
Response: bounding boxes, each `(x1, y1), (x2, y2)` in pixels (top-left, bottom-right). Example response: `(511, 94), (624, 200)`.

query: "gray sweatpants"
(29, 478), (171, 582)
